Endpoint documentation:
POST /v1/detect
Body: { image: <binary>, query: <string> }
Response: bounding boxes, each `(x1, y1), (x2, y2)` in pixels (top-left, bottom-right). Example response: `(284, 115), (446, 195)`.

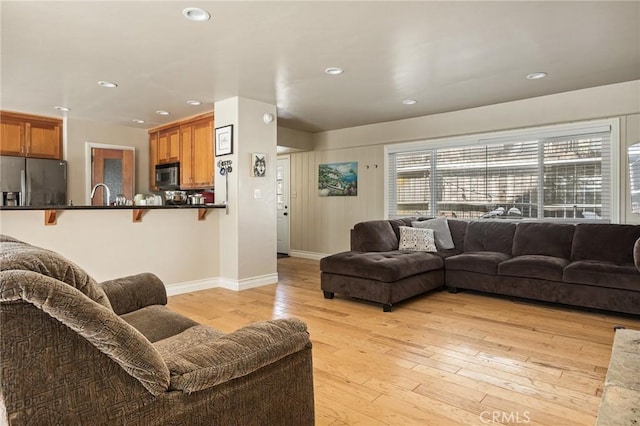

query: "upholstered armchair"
(0, 235), (314, 425)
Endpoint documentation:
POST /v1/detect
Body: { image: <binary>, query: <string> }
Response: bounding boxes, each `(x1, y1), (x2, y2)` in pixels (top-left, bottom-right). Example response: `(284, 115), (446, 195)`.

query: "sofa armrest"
(160, 318), (312, 393)
(634, 238), (640, 272)
(100, 273), (167, 315)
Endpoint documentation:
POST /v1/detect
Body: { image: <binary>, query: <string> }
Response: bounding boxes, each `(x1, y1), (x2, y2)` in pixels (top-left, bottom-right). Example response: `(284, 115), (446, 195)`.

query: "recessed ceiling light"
(526, 72), (548, 80)
(183, 7), (210, 22)
(132, 119), (145, 124)
(156, 110), (170, 116)
(325, 67), (344, 75)
(54, 106), (70, 112)
(186, 100), (202, 106)
(98, 80), (118, 88)
(402, 99), (417, 105)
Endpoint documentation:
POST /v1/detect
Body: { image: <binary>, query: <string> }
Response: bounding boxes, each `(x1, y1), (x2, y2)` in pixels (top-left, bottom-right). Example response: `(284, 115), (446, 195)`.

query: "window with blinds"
(387, 121), (616, 222)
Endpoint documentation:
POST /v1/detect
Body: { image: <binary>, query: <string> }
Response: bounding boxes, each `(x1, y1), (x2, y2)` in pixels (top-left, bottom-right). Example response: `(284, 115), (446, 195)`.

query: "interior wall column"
(214, 97), (278, 288)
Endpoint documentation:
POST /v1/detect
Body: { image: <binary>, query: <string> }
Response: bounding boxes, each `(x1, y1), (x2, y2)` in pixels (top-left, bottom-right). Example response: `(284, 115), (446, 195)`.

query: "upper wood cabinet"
(0, 111), (62, 159)
(180, 118), (214, 189)
(148, 132), (159, 191)
(148, 111), (214, 190)
(157, 128), (180, 164)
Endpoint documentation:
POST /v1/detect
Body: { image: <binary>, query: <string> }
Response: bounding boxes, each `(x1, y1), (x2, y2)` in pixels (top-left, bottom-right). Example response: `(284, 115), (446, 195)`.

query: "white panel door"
(276, 157), (290, 254)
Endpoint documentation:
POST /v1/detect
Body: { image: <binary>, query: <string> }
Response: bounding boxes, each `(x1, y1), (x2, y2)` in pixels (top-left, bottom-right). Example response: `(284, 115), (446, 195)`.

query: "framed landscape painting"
(318, 162), (358, 196)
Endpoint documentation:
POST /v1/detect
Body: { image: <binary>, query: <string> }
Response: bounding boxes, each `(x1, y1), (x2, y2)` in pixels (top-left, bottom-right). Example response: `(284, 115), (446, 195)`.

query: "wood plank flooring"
(167, 257), (640, 425)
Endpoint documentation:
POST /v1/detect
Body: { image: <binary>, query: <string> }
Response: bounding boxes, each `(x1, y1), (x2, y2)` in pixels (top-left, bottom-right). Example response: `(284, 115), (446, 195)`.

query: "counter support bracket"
(132, 209), (147, 223)
(44, 210), (58, 226)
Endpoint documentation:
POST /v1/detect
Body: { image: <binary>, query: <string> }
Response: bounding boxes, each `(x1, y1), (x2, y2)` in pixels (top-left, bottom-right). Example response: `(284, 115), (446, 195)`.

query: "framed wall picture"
(215, 125), (233, 156)
(251, 153), (266, 177)
(318, 161), (358, 196)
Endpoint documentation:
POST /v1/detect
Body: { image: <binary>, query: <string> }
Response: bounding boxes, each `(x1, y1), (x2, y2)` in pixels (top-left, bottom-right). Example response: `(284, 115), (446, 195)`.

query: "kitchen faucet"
(90, 183), (111, 205)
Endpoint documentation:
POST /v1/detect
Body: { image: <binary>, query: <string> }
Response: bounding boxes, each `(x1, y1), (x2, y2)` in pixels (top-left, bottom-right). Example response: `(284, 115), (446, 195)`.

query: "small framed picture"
(215, 125), (233, 156)
(251, 153), (266, 177)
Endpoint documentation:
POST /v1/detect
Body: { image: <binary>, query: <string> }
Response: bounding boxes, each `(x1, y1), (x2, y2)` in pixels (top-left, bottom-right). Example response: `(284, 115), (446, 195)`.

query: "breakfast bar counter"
(0, 204), (226, 224)
(0, 205), (223, 287)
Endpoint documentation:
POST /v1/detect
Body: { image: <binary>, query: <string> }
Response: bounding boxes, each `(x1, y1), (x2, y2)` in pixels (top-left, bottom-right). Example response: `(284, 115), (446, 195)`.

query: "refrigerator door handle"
(22, 169), (32, 206)
(20, 169), (26, 206)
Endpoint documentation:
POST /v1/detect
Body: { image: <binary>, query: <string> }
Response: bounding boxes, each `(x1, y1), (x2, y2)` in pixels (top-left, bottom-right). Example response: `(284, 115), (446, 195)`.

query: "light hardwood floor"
(168, 257), (640, 426)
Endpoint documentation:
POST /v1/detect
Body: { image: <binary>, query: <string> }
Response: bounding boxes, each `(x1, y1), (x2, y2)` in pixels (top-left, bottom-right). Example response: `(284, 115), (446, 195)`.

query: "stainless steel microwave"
(155, 162), (180, 189)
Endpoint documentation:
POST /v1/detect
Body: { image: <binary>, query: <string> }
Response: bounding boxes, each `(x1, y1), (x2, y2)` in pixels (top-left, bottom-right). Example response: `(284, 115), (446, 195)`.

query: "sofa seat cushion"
(445, 251), (511, 275)
(498, 255), (570, 282)
(564, 261), (640, 291)
(320, 251), (443, 283)
(121, 305), (199, 343)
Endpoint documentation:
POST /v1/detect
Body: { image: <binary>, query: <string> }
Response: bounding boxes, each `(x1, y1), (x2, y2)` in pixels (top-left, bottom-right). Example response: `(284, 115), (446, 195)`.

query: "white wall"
(214, 97), (278, 286)
(65, 117), (149, 204)
(290, 80), (640, 256)
(277, 126), (313, 152)
(0, 209), (221, 291)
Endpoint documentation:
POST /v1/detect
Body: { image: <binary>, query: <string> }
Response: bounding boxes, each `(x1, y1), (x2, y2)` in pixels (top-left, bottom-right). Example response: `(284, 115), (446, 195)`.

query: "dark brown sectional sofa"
(320, 218), (640, 314)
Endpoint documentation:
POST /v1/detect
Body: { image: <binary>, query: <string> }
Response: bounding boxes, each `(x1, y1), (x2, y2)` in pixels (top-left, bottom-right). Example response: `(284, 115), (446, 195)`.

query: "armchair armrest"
(100, 273), (167, 315)
(159, 318), (312, 393)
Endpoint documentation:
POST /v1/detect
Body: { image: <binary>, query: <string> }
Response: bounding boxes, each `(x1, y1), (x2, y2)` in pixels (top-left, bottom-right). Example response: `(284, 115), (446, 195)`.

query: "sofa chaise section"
(320, 219), (446, 312)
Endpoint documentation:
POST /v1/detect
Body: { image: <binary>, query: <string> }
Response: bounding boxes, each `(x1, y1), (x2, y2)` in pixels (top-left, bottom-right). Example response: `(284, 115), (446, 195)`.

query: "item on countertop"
(164, 190), (187, 205)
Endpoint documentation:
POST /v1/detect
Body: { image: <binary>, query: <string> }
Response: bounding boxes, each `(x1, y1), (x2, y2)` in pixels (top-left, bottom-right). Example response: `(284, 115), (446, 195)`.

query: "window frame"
(384, 118), (620, 223)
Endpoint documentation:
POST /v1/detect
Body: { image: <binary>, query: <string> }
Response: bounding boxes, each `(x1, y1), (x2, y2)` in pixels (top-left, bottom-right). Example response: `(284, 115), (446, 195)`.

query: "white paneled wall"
(289, 145), (384, 255)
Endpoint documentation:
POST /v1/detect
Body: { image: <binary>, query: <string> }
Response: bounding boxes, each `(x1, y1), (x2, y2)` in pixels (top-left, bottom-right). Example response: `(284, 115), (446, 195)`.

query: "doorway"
(86, 143), (135, 205)
(276, 156), (290, 255)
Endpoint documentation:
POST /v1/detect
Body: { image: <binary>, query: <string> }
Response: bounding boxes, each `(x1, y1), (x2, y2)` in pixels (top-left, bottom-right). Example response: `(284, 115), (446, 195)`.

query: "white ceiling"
(1, 1), (639, 133)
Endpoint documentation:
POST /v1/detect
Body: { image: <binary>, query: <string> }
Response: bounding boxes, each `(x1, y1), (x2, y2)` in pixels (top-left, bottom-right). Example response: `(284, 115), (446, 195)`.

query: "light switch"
(254, 189), (263, 199)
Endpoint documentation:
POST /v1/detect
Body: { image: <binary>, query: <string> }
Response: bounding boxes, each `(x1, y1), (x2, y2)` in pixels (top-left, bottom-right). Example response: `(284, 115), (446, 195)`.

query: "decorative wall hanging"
(214, 125), (233, 156)
(251, 153), (266, 177)
(318, 161), (358, 196)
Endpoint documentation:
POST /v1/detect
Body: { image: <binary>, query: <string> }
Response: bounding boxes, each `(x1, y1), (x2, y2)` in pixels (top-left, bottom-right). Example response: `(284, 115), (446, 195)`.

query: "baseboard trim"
(165, 278), (218, 297)
(167, 273), (279, 295)
(218, 273), (279, 291)
(289, 250), (328, 260)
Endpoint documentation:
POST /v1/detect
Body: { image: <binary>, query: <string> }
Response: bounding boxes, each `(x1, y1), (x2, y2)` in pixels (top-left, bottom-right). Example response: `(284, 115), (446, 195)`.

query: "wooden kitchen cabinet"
(180, 117), (214, 189)
(150, 112), (214, 191)
(157, 128), (180, 164)
(149, 132), (159, 191)
(0, 111), (62, 159)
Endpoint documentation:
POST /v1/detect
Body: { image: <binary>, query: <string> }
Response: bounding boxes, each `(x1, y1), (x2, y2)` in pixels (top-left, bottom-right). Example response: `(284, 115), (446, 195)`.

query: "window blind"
(387, 122), (614, 222)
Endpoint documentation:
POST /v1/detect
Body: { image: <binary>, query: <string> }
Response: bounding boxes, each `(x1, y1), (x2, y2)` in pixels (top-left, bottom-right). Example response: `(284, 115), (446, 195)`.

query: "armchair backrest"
(0, 235), (112, 309)
(0, 269), (170, 396)
(0, 236), (170, 397)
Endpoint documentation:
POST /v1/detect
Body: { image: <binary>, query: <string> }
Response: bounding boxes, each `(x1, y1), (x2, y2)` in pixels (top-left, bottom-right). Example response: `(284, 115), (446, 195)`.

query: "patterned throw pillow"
(398, 226), (437, 252)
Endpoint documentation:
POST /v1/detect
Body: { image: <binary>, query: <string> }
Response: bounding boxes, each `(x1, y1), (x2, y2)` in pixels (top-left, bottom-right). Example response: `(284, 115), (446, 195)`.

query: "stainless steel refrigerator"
(0, 156), (67, 206)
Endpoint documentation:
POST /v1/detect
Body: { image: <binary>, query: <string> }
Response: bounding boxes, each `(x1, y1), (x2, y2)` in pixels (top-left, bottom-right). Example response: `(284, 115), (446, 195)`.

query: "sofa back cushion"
(352, 220), (399, 252)
(447, 219), (468, 251)
(571, 223), (640, 264)
(464, 221), (516, 255)
(512, 222), (575, 258)
(0, 235), (112, 310)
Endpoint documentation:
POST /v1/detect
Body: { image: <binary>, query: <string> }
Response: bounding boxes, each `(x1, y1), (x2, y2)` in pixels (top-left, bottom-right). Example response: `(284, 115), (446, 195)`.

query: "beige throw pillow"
(398, 226), (437, 252)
